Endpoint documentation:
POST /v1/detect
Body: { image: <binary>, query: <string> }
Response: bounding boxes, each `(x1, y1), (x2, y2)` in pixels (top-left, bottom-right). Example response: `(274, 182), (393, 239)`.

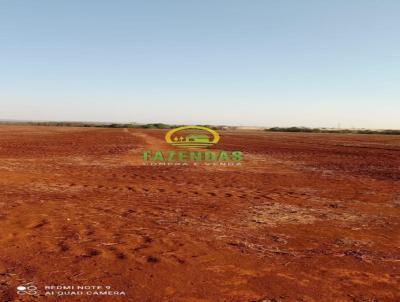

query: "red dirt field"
(0, 125), (399, 302)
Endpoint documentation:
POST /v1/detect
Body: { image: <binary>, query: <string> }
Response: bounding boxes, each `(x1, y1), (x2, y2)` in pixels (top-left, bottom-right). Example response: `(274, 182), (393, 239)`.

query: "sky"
(0, 0), (399, 129)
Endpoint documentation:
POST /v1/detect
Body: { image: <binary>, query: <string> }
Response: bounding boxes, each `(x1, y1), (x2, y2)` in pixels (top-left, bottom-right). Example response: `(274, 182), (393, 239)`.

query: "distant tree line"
(0, 121), (182, 129)
(0, 121), (234, 130)
(265, 127), (400, 135)
(1, 121), (398, 135)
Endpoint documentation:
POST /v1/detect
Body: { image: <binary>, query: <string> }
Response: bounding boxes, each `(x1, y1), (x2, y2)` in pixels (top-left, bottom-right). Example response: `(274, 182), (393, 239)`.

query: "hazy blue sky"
(0, 1), (399, 128)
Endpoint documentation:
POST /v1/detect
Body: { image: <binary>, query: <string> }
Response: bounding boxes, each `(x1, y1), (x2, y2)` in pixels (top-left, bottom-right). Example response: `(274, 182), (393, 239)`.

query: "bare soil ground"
(0, 125), (399, 302)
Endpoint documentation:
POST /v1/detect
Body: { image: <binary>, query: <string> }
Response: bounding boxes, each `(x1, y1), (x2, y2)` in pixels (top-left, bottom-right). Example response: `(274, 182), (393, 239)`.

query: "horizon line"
(0, 118), (399, 131)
